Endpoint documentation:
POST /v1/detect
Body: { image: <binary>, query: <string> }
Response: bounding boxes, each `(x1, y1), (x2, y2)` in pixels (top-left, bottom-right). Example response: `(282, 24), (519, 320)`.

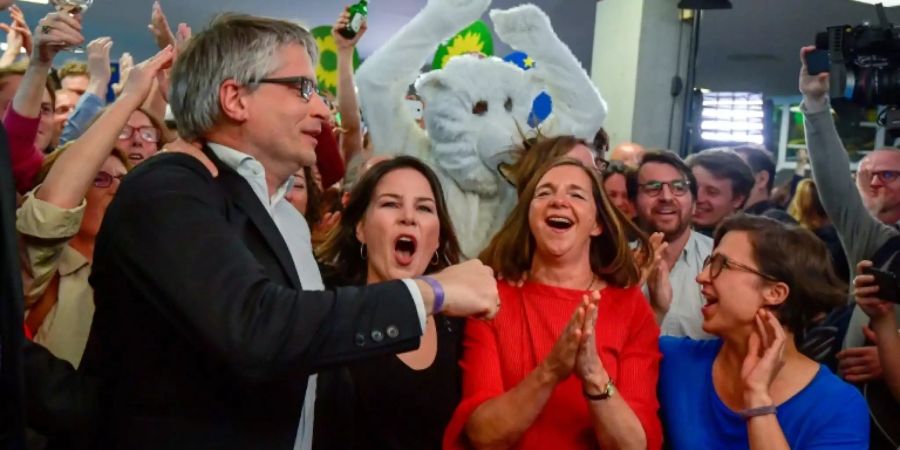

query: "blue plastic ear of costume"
(504, 51), (553, 127)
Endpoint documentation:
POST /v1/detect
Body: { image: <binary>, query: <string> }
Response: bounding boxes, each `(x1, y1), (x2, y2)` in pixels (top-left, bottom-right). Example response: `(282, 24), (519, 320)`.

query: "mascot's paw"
(426, 0), (492, 28)
(457, 165), (500, 196)
(490, 4), (555, 53)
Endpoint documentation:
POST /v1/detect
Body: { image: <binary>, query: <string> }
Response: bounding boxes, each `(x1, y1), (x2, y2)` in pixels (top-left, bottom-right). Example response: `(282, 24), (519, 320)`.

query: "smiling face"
(528, 164), (602, 264)
(356, 168), (442, 283)
(603, 172), (635, 219)
(695, 230), (783, 336)
(636, 162), (694, 241)
(692, 165), (744, 229)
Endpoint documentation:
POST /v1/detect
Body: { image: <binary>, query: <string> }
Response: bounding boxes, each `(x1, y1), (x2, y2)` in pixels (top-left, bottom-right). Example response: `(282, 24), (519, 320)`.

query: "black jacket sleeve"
(91, 155), (423, 383)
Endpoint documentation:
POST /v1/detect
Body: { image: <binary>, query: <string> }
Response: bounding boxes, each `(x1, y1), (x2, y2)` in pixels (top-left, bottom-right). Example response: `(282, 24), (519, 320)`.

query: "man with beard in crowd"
(634, 150), (713, 339)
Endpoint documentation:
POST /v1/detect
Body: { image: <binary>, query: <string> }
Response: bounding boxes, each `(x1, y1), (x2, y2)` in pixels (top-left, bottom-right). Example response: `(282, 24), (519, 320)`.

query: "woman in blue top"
(659, 214), (869, 449)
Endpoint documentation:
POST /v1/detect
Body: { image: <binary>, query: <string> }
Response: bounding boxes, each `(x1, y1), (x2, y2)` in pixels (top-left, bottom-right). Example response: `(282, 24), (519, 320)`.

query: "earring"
(431, 250), (440, 266)
(360, 243), (367, 260)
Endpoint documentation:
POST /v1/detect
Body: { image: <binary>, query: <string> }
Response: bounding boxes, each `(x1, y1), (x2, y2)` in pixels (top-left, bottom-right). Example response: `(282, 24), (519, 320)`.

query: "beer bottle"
(338, 0), (368, 40)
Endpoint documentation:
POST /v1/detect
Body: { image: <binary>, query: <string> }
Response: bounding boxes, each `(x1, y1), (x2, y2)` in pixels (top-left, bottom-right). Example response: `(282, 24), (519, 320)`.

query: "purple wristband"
(737, 405), (776, 420)
(416, 276), (444, 315)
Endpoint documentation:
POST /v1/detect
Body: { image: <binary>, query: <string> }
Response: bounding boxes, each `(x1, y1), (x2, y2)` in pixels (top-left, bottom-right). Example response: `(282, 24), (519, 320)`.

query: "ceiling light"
(16, 0), (50, 4)
(677, 0), (733, 9)
(848, 0), (900, 6)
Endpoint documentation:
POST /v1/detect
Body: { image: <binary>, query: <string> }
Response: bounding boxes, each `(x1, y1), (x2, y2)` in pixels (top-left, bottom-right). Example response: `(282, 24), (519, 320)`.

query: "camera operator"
(800, 45), (900, 449)
(853, 260), (900, 403)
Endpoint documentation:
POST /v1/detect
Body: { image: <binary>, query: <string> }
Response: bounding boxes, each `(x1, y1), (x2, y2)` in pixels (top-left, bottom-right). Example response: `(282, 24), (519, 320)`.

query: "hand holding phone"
(806, 49), (830, 76)
(862, 266), (900, 304)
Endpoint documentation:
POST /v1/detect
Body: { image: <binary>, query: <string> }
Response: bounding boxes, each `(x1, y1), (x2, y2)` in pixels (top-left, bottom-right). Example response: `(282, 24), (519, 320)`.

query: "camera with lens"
(815, 3), (900, 109)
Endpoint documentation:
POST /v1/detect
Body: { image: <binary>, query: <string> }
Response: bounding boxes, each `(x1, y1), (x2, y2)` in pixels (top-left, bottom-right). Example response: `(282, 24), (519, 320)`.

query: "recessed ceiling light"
(849, 0), (900, 6)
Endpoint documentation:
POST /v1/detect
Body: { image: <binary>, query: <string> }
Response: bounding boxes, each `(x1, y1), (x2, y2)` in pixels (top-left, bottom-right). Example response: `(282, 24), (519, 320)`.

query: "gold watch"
(583, 377), (616, 401)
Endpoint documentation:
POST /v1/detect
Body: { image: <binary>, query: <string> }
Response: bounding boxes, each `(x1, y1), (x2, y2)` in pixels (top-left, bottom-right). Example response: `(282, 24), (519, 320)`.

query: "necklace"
(585, 274), (598, 291)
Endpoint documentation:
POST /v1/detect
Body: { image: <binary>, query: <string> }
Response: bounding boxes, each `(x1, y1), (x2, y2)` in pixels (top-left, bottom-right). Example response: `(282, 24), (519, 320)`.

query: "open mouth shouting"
(701, 289), (719, 317)
(545, 215), (574, 232)
(394, 234), (418, 266)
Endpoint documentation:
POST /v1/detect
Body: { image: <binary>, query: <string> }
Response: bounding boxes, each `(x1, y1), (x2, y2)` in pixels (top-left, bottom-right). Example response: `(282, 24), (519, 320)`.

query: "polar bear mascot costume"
(356, 0), (606, 258)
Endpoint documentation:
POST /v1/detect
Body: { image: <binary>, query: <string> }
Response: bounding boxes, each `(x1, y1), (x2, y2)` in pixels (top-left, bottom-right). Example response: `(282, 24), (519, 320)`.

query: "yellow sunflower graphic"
(432, 20), (494, 70)
(310, 25), (361, 96)
(315, 34), (339, 95)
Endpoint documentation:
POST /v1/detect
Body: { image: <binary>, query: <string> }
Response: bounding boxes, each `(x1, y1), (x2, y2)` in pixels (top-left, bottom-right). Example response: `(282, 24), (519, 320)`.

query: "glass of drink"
(49, 0), (93, 53)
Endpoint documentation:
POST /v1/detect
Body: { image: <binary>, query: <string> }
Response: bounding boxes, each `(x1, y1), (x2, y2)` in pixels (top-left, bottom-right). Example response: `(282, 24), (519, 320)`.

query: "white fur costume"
(356, 0), (606, 258)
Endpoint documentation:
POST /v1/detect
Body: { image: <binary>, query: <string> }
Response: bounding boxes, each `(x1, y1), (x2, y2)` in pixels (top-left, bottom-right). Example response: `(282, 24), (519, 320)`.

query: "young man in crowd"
(686, 148), (755, 236)
(634, 150), (713, 339)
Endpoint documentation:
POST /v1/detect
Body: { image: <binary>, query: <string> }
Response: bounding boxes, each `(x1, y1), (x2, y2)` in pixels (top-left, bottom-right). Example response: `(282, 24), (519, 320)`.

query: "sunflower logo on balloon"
(432, 20), (494, 70)
(311, 25), (361, 96)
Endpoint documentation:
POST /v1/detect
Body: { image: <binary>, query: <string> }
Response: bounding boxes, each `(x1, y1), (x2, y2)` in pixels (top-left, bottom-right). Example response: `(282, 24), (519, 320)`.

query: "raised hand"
(647, 258), (673, 323)
(86, 37), (113, 97)
(0, 5), (33, 56)
(638, 232), (668, 286)
(112, 52), (134, 96)
(853, 260), (897, 321)
(542, 300), (589, 384)
(741, 309), (787, 407)
(332, 7), (367, 49)
(119, 45), (175, 108)
(33, 11), (84, 64)
(148, 1), (176, 50)
(575, 291), (609, 391)
(799, 46), (829, 101)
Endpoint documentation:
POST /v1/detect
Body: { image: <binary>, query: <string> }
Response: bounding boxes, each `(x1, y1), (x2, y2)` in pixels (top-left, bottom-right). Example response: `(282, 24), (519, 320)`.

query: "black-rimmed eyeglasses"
(254, 76), (318, 102)
(703, 253), (779, 282)
(639, 180), (691, 197)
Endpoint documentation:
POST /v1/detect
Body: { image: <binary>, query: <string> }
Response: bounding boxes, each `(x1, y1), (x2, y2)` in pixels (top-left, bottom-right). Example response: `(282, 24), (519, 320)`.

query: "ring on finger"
(41, 25), (51, 34)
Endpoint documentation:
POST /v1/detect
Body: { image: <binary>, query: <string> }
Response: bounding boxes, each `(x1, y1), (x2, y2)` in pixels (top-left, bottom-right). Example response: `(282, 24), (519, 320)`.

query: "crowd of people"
(0, 1), (897, 449)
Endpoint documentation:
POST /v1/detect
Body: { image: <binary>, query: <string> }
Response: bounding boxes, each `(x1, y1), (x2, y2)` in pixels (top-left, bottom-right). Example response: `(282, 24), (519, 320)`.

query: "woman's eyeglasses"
(703, 253), (779, 282)
(118, 125), (160, 143)
(93, 171), (124, 188)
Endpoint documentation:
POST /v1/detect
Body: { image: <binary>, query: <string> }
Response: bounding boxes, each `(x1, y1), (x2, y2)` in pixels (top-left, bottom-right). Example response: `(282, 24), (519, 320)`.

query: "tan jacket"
(17, 188), (92, 368)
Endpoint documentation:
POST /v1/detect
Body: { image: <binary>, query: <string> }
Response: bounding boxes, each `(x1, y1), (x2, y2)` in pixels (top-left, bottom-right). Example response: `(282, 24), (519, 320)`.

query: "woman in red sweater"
(444, 157), (662, 450)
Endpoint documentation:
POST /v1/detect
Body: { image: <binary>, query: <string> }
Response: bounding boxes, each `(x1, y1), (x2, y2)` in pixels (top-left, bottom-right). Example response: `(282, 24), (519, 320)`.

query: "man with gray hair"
(80, 14), (499, 450)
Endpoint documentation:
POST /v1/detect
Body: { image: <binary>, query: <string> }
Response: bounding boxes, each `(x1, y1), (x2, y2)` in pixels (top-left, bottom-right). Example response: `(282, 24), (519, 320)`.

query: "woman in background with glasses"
(658, 214), (869, 449)
(16, 47), (172, 367)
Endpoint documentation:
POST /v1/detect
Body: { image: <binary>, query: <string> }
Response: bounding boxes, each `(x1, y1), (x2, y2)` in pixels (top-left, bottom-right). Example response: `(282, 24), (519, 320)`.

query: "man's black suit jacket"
(79, 149), (423, 450)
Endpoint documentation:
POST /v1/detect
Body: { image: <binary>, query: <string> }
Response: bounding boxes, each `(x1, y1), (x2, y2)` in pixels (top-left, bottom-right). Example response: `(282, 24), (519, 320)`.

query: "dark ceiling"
(4, 0), (597, 74)
(4, 0), (898, 98)
(696, 0), (900, 96)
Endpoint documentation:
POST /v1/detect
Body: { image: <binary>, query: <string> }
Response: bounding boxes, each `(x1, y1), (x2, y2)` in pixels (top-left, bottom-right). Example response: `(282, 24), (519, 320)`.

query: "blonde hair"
(788, 179), (828, 230)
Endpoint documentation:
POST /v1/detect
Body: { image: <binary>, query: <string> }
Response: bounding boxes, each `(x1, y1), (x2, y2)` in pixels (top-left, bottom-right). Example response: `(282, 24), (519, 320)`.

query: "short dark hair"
(604, 162), (638, 202)
(316, 156), (462, 284)
(637, 150), (698, 199)
(713, 215), (846, 342)
(686, 149), (755, 207)
(733, 145), (776, 192)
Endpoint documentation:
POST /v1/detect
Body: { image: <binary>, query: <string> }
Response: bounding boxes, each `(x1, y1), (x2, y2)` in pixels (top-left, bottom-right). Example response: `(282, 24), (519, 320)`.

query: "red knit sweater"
(444, 281), (663, 450)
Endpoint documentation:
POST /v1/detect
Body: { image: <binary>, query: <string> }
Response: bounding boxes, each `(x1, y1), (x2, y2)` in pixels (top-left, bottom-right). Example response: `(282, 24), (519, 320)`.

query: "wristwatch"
(583, 377), (616, 401)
